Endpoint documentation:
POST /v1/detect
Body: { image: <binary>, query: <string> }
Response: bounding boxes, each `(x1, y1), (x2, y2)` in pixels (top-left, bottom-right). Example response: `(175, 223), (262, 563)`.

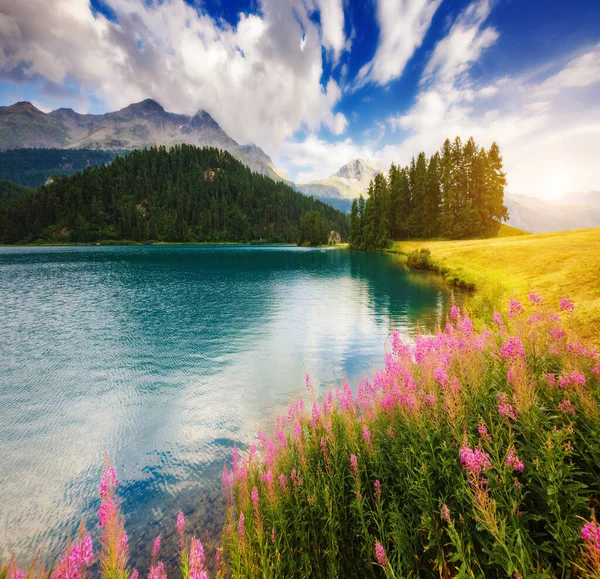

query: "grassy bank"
(387, 228), (600, 345)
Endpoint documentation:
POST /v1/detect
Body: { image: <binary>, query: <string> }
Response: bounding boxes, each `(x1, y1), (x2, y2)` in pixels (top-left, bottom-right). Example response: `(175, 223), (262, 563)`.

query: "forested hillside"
(0, 148), (120, 187)
(0, 145), (348, 244)
(0, 180), (32, 202)
(350, 136), (508, 249)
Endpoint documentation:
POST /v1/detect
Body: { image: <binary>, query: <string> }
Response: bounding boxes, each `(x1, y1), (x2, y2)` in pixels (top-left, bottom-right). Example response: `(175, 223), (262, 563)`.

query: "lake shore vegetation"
(3, 295), (600, 577)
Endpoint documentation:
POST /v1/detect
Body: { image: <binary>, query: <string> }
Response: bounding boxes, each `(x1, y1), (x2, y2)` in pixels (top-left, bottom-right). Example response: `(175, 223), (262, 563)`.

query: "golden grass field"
(388, 226), (600, 345)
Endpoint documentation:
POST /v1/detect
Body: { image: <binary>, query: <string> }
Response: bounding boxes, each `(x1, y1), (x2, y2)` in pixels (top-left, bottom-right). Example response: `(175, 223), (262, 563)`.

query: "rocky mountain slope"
(0, 99), (283, 183)
(297, 158), (383, 201)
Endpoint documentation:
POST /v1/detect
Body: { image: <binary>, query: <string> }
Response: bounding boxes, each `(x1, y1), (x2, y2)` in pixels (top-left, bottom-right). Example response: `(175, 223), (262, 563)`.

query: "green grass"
(387, 228), (600, 345)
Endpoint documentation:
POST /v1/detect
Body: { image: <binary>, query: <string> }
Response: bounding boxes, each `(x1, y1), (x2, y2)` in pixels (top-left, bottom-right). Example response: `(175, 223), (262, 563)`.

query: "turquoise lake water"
(0, 244), (459, 565)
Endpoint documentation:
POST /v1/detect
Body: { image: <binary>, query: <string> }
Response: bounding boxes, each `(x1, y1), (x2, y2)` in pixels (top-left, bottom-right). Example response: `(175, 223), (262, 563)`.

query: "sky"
(0, 0), (599, 198)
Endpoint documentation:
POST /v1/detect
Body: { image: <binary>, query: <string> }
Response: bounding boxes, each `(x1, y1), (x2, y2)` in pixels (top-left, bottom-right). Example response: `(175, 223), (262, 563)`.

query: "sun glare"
(544, 173), (567, 199)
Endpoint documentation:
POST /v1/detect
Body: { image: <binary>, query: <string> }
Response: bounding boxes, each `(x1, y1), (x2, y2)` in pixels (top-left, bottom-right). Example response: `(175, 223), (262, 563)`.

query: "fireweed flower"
(493, 311), (504, 326)
(98, 498), (114, 527)
(478, 424), (491, 442)
(14, 571), (24, 579)
(460, 444), (491, 475)
(375, 541), (387, 566)
(176, 511), (185, 537)
(506, 449), (525, 471)
(508, 299), (523, 318)
(119, 534), (129, 557)
(559, 399), (576, 415)
(450, 305), (460, 320)
(152, 535), (161, 561)
(237, 512), (245, 542)
(362, 425), (372, 446)
(148, 561), (166, 579)
(189, 538), (205, 575)
(529, 292), (543, 305)
(271, 528), (275, 543)
(543, 373), (556, 388)
(441, 504), (451, 522)
(251, 486), (259, 507)
(130, 571), (139, 579)
(350, 454), (358, 480)
(560, 298), (575, 312)
(374, 479), (381, 502)
(497, 395), (517, 420)
(500, 336), (526, 360)
(550, 328), (566, 341)
(279, 473), (287, 492)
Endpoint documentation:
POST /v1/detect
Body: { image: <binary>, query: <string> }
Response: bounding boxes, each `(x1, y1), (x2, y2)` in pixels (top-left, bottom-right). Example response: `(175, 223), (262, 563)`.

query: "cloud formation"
(0, 0), (348, 146)
(355, 0), (441, 87)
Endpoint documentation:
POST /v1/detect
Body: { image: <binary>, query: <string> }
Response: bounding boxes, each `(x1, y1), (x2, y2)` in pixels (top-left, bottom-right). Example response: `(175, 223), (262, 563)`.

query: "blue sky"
(1, 0), (599, 197)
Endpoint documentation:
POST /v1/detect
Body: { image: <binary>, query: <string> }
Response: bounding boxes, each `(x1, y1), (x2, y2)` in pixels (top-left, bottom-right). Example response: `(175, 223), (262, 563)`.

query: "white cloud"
(276, 134), (375, 183)
(355, 0), (441, 87)
(422, 0), (498, 84)
(531, 43), (600, 96)
(313, 0), (347, 62)
(0, 0), (348, 147)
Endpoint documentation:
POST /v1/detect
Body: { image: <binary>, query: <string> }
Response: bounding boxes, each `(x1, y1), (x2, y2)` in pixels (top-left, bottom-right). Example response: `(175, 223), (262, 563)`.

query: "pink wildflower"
(362, 425), (372, 446)
(498, 395), (517, 420)
(374, 479), (381, 502)
(493, 311), (504, 326)
(100, 465), (118, 499)
(558, 371), (586, 388)
(131, 571), (139, 579)
(550, 328), (566, 341)
(560, 298), (575, 312)
(176, 511), (185, 537)
(450, 305), (460, 320)
(581, 519), (600, 552)
(593, 362), (600, 379)
(294, 419), (302, 441)
(279, 473), (287, 492)
(305, 373), (312, 391)
(251, 486), (259, 507)
(148, 561), (166, 579)
(506, 449), (525, 472)
(375, 541), (387, 567)
(529, 292), (543, 305)
(350, 453), (358, 480)
(440, 504), (451, 523)
(514, 480), (522, 489)
(543, 373), (556, 388)
(508, 299), (523, 318)
(460, 444), (491, 475)
(189, 538), (205, 574)
(98, 498), (114, 527)
(500, 336), (525, 360)
(271, 528), (276, 543)
(264, 470), (274, 490)
(119, 534), (129, 557)
(434, 366), (448, 385)
(14, 571), (24, 579)
(558, 399), (575, 415)
(152, 535), (161, 561)
(478, 424), (491, 442)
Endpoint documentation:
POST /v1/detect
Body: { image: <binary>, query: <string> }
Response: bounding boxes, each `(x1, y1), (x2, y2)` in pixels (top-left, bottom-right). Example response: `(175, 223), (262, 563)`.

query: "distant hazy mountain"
(297, 158), (383, 201)
(0, 99), (284, 183)
(505, 192), (600, 233)
(554, 191), (600, 208)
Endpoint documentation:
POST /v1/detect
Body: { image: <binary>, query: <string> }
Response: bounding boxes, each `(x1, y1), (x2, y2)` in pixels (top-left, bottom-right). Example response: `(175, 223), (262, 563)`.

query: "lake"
(0, 244), (459, 566)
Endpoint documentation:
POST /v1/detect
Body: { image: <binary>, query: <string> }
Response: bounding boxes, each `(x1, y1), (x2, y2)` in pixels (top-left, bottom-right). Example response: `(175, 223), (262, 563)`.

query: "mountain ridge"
(0, 99), (285, 184)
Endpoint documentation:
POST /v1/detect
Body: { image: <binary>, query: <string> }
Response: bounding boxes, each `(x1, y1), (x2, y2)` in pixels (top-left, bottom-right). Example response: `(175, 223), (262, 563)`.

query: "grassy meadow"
(388, 227), (600, 346)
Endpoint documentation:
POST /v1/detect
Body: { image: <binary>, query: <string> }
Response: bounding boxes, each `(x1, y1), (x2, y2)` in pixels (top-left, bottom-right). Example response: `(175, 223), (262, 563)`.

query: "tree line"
(0, 148), (119, 187)
(0, 145), (348, 244)
(349, 136), (508, 250)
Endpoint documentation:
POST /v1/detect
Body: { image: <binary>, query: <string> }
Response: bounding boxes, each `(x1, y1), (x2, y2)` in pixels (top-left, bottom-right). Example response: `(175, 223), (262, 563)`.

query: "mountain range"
(1, 98), (599, 233)
(0, 99), (287, 184)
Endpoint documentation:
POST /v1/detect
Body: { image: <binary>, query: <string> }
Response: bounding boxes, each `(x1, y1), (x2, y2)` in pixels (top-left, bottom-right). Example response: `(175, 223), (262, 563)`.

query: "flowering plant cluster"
(222, 297), (600, 577)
